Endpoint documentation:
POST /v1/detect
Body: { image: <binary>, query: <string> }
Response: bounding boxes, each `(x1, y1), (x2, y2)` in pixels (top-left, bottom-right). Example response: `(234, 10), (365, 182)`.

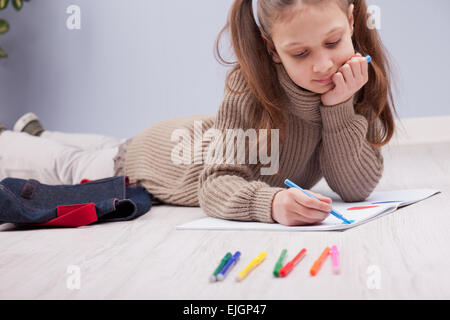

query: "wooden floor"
(0, 141), (449, 300)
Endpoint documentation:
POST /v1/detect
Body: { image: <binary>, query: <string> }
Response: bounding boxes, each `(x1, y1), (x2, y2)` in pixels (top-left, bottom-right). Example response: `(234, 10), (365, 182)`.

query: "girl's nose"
(312, 54), (334, 74)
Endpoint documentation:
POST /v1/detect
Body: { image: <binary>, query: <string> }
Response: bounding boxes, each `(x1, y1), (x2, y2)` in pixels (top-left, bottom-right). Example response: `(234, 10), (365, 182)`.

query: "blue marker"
(365, 55), (372, 63)
(217, 251), (241, 281)
(284, 179), (354, 225)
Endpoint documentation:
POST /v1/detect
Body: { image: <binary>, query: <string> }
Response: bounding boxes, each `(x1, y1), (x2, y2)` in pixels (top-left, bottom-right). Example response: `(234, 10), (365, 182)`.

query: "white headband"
(252, 0), (262, 29)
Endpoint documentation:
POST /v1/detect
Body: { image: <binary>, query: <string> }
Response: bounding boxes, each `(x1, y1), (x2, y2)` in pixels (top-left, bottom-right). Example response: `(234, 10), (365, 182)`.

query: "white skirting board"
(390, 115), (450, 146)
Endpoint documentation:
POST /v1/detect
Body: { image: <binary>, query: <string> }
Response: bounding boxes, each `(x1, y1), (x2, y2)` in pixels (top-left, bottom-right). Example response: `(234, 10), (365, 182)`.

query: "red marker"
(279, 249), (307, 277)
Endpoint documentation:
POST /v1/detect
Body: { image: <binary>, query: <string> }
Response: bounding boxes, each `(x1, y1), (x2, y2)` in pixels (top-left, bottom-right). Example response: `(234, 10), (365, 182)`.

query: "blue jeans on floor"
(0, 176), (152, 227)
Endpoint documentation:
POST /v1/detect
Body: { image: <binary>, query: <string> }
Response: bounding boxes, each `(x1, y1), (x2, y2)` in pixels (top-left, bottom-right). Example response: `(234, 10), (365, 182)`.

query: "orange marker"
(310, 247), (331, 276)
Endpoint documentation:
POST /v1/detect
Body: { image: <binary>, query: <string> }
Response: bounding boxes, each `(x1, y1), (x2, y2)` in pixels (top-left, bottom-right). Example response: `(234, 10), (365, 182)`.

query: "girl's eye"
(293, 39), (341, 58)
(294, 51), (308, 58)
(327, 39), (341, 47)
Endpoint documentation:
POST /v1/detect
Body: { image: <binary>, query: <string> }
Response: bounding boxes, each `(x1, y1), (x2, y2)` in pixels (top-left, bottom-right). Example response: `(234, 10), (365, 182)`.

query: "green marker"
(210, 252), (232, 282)
(273, 249), (287, 277)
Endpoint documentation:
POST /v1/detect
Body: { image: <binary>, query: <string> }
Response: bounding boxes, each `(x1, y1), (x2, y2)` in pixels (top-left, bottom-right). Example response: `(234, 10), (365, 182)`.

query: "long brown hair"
(215, 0), (399, 148)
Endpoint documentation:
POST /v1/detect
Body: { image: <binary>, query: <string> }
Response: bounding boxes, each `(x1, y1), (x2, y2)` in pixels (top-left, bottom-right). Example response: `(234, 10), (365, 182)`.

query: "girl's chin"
(303, 86), (326, 94)
(299, 86), (319, 94)
(312, 82), (334, 94)
(299, 82), (332, 94)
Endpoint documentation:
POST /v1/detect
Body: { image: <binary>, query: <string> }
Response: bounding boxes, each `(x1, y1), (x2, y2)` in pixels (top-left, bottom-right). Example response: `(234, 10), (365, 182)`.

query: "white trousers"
(0, 130), (125, 185)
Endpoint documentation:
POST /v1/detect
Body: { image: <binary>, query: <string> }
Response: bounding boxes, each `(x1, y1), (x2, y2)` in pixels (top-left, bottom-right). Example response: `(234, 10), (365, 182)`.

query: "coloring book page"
(176, 189), (441, 232)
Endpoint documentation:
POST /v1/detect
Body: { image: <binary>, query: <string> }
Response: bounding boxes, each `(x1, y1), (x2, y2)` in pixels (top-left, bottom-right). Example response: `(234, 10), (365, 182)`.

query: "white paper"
(176, 189), (441, 232)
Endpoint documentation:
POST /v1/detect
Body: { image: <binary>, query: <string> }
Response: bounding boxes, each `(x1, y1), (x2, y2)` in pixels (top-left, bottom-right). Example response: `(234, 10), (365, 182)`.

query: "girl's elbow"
(341, 184), (377, 203)
(341, 193), (369, 203)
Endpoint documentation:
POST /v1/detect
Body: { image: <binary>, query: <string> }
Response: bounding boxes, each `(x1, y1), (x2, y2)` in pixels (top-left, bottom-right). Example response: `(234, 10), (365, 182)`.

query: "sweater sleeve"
(318, 94), (384, 202)
(197, 70), (285, 223)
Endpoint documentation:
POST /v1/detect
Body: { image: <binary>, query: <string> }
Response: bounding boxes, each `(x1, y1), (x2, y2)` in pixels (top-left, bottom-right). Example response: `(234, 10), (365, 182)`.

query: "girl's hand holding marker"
(321, 54), (372, 107)
(271, 185), (333, 226)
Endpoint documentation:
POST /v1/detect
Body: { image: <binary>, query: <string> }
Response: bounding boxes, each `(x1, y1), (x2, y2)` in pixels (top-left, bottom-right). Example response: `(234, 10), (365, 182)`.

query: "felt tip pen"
(279, 248), (307, 277)
(310, 247), (331, 276)
(273, 249), (287, 277)
(217, 251), (241, 281)
(236, 251), (266, 282)
(284, 179), (354, 225)
(330, 245), (340, 274)
(365, 55), (372, 63)
(210, 252), (232, 282)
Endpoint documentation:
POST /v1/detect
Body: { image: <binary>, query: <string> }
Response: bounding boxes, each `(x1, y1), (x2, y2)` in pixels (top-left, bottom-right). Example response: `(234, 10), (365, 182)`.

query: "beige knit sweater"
(124, 63), (384, 223)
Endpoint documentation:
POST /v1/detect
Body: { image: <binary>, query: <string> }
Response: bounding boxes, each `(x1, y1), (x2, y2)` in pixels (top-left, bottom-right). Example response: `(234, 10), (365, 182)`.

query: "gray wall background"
(1, 0), (449, 139)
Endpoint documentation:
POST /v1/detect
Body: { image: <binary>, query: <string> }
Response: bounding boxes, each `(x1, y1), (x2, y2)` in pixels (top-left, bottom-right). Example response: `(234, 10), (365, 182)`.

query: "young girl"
(0, 0), (397, 226)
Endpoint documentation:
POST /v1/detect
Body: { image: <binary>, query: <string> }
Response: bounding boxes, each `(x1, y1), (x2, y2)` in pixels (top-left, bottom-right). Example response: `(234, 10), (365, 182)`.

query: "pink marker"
(330, 245), (340, 274)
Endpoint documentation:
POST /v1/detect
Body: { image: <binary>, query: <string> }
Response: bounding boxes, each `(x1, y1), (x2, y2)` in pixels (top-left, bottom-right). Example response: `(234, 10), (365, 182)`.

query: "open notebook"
(176, 188), (441, 232)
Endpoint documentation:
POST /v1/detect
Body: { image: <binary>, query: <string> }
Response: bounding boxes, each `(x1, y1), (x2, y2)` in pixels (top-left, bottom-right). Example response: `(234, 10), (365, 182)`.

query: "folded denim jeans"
(0, 176), (152, 227)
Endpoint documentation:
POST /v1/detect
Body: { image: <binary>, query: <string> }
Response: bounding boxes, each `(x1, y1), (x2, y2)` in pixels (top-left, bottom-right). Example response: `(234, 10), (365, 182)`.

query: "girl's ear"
(261, 33), (282, 64)
(347, 4), (355, 36)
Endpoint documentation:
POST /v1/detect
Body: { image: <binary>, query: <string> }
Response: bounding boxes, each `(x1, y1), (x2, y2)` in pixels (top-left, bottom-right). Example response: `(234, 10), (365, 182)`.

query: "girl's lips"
(315, 76), (332, 84)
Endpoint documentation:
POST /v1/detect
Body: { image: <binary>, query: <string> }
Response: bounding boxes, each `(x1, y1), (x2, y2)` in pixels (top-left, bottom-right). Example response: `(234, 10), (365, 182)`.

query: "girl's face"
(267, 2), (356, 94)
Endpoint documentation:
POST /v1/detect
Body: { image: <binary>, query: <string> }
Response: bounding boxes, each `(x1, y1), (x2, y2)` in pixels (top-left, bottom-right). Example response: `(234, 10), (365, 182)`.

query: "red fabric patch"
(39, 203), (98, 227)
(80, 179), (92, 184)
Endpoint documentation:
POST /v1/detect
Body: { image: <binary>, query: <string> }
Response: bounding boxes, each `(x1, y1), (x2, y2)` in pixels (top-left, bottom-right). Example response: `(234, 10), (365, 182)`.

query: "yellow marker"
(235, 251), (267, 282)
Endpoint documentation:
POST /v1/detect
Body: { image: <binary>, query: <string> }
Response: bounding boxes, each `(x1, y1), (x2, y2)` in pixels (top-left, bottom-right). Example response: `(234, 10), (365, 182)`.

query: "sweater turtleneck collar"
(274, 62), (323, 124)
